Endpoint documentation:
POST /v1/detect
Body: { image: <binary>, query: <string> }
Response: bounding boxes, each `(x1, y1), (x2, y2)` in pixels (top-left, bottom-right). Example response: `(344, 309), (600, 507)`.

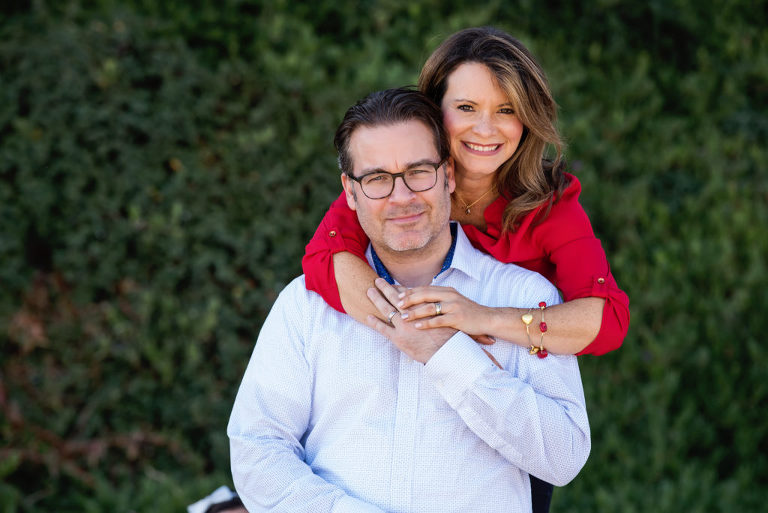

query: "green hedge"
(1, 1), (766, 511)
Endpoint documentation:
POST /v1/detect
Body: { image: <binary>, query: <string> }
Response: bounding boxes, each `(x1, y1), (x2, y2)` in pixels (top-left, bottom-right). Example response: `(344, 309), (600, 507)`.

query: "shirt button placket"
(389, 354), (420, 512)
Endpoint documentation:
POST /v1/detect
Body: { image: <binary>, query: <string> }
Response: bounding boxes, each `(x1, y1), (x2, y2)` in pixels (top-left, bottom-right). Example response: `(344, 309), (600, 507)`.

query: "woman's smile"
(463, 142), (503, 155)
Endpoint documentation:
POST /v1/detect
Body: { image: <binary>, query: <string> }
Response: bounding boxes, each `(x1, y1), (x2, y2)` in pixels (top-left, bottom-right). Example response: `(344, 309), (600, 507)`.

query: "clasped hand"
(366, 278), (500, 363)
(393, 281), (497, 346)
(366, 278), (457, 364)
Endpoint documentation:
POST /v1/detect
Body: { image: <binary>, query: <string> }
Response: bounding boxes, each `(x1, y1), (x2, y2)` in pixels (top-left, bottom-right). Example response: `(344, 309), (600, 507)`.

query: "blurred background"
(1, 0), (766, 511)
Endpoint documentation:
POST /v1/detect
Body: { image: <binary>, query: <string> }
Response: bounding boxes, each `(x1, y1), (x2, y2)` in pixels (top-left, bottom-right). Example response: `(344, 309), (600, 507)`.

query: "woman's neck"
(451, 165), (499, 228)
(453, 167), (496, 201)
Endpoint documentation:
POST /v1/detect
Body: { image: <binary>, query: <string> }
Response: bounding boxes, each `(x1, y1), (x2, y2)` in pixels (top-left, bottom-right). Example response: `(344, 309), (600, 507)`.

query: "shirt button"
(329, 230), (337, 237)
(597, 277), (605, 284)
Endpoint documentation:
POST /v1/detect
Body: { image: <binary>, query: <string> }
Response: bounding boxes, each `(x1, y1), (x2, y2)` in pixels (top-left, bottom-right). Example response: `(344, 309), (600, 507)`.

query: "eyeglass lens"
(360, 166), (438, 199)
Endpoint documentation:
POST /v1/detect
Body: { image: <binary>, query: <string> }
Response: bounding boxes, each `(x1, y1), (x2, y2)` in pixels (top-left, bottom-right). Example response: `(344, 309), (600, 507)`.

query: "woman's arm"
(333, 252), (386, 323)
(395, 286), (604, 354)
(531, 176), (630, 355)
(302, 191), (387, 323)
(398, 174), (629, 355)
(490, 298), (606, 354)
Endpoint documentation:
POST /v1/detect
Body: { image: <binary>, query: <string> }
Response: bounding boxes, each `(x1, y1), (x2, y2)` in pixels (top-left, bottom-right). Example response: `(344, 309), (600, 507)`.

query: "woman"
(302, 26), (629, 511)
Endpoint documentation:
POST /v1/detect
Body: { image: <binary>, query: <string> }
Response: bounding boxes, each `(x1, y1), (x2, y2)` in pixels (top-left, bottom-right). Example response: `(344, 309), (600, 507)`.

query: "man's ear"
(444, 157), (456, 194)
(340, 173), (357, 211)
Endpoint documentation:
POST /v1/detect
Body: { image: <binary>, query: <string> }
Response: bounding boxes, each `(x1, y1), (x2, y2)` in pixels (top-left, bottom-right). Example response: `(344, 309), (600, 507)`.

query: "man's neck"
(370, 226), (454, 288)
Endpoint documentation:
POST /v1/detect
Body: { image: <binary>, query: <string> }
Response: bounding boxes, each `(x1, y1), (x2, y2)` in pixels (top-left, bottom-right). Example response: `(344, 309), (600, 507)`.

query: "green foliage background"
(1, 0), (766, 511)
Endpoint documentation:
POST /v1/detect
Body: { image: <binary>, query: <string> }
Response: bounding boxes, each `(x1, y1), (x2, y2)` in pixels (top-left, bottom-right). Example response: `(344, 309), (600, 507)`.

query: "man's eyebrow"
(358, 158), (439, 175)
(357, 166), (388, 175)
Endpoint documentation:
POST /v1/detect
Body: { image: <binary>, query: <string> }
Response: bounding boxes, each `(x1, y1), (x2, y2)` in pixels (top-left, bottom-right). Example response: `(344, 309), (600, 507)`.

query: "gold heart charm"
(521, 313), (533, 325)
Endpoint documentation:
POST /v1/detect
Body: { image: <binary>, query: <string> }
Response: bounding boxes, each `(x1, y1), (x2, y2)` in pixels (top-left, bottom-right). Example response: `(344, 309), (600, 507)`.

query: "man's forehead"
(349, 121), (438, 173)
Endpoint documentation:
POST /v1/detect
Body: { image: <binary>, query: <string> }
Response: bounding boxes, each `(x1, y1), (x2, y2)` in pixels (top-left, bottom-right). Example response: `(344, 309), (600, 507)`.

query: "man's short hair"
(334, 87), (450, 176)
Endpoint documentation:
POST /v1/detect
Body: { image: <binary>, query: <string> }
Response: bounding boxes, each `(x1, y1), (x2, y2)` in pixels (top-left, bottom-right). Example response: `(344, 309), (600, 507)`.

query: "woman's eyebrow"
(450, 97), (514, 108)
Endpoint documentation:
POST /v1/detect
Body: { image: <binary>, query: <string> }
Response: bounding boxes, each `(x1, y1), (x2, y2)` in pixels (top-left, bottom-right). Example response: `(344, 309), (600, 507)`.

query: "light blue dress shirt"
(228, 225), (590, 513)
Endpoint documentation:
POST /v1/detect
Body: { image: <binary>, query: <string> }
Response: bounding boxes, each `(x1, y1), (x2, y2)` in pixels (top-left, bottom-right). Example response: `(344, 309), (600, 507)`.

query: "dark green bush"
(1, 1), (766, 511)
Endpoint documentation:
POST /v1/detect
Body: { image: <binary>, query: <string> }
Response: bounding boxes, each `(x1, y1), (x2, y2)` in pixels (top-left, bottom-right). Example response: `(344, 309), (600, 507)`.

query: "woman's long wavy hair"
(419, 26), (569, 231)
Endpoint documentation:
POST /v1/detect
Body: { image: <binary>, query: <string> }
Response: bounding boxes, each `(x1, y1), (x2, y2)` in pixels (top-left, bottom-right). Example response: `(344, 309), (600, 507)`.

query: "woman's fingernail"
(397, 300), (404, 307)
(398, 292), (405, 298)
(400, 312), (409, 319)
(414, 322), (422, 328)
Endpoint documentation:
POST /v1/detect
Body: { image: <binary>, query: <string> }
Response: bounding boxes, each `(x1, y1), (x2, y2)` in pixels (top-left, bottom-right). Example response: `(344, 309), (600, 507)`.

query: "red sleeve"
(301, 191), (370, 313)
(532, 178), (630, 356)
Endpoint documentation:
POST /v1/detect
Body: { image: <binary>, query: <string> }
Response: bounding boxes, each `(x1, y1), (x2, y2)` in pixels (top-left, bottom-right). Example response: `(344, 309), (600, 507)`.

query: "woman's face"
(440, 62), (524, 179)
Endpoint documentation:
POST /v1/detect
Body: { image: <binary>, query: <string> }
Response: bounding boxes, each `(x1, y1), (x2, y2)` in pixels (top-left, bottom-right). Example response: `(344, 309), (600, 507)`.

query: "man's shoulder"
(274, 275), (333, 311)
(453, 232), (560, 307)
(482, 256), (558, 303)
(259, 276), (348, 347)
(456, 231), (552, 285)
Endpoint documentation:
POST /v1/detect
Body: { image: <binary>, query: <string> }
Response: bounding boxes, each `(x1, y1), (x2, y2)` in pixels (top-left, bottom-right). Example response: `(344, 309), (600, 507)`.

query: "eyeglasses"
(347, 160), (445, 199)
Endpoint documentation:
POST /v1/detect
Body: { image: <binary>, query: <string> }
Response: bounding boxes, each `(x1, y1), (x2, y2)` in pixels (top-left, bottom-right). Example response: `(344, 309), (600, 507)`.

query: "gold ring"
(435, 302), (442, 315)
(387, 310), (398, 323)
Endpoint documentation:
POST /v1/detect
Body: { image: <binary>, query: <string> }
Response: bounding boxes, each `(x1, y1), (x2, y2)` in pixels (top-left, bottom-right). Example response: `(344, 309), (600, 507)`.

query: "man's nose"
(389, 175), (416, 201)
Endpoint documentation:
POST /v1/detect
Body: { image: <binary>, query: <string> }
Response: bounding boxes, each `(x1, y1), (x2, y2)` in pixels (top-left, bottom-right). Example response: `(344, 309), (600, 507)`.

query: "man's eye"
(364, 174), (388, 184)
(409, 168), (432, 175)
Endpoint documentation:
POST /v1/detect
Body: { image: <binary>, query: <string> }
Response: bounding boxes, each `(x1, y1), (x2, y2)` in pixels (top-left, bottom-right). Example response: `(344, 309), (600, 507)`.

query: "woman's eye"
(457, 104), (473, 112)
(498, 107), (515, 114)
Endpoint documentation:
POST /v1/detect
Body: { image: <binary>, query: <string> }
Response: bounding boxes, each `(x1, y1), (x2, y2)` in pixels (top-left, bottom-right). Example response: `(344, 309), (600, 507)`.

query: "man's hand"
(366, 278), (457, 364)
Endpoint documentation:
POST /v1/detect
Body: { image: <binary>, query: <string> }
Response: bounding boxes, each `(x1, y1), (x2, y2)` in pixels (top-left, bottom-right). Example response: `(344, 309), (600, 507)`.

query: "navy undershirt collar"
(370, 223), (458, 285)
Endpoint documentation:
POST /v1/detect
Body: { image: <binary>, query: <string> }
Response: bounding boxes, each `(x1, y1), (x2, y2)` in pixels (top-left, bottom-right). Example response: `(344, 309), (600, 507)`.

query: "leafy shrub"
(1, 0), (766, 511)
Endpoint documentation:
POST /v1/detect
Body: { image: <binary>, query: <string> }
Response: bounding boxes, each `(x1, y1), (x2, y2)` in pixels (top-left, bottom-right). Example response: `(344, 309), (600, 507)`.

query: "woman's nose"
(472, 112), (496, 137)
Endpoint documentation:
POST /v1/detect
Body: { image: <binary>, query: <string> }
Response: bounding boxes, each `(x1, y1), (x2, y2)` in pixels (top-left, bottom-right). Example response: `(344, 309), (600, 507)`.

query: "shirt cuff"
(332, 495), (386, 513)
(424, 332), (496, 408)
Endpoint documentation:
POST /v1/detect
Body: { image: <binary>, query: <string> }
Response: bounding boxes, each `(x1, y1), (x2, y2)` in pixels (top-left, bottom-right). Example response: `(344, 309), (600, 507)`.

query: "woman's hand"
(366, 279), (457, 364)
(369, 279), (502, 368)
(379, 281), (498, 345)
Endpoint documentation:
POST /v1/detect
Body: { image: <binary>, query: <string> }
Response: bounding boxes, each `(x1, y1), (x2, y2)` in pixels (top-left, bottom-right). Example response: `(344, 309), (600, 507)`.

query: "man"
(228, 88), (590, 512)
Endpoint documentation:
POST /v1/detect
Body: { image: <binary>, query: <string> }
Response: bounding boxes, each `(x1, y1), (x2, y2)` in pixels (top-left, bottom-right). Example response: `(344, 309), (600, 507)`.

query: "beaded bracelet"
(522, 301), (548, 358)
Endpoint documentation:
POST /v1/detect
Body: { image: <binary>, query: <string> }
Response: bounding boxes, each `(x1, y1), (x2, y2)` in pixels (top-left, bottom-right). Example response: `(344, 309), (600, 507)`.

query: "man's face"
(341, 121), (455, 256)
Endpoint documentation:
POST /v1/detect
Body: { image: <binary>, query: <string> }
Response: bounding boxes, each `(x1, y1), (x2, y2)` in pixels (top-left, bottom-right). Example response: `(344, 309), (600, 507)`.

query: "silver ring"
(434, 302), (442, 316)
(387, 310), (398, 323)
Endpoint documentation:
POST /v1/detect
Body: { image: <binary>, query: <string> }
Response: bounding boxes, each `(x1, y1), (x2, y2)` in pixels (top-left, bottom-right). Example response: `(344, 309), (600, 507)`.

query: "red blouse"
(302, 173), (629, 355)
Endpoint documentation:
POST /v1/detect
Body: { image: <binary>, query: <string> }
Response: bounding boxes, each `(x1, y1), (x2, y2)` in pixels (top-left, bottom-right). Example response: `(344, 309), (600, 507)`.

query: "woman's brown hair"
(419, 26), (569, 231)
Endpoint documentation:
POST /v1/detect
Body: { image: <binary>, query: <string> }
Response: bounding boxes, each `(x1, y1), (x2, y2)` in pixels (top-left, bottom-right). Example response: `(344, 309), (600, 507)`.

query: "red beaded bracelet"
(523, 301), (548, 358)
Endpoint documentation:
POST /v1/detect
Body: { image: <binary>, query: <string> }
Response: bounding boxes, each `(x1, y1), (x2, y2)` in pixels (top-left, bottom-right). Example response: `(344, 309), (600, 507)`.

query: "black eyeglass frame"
(346, 160), (446, 200)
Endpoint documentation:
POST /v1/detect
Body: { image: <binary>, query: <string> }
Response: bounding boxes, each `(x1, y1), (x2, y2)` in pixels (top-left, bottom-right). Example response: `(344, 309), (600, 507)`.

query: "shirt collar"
(369, 223), (480, 285)
(443, 222), (484, 283)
